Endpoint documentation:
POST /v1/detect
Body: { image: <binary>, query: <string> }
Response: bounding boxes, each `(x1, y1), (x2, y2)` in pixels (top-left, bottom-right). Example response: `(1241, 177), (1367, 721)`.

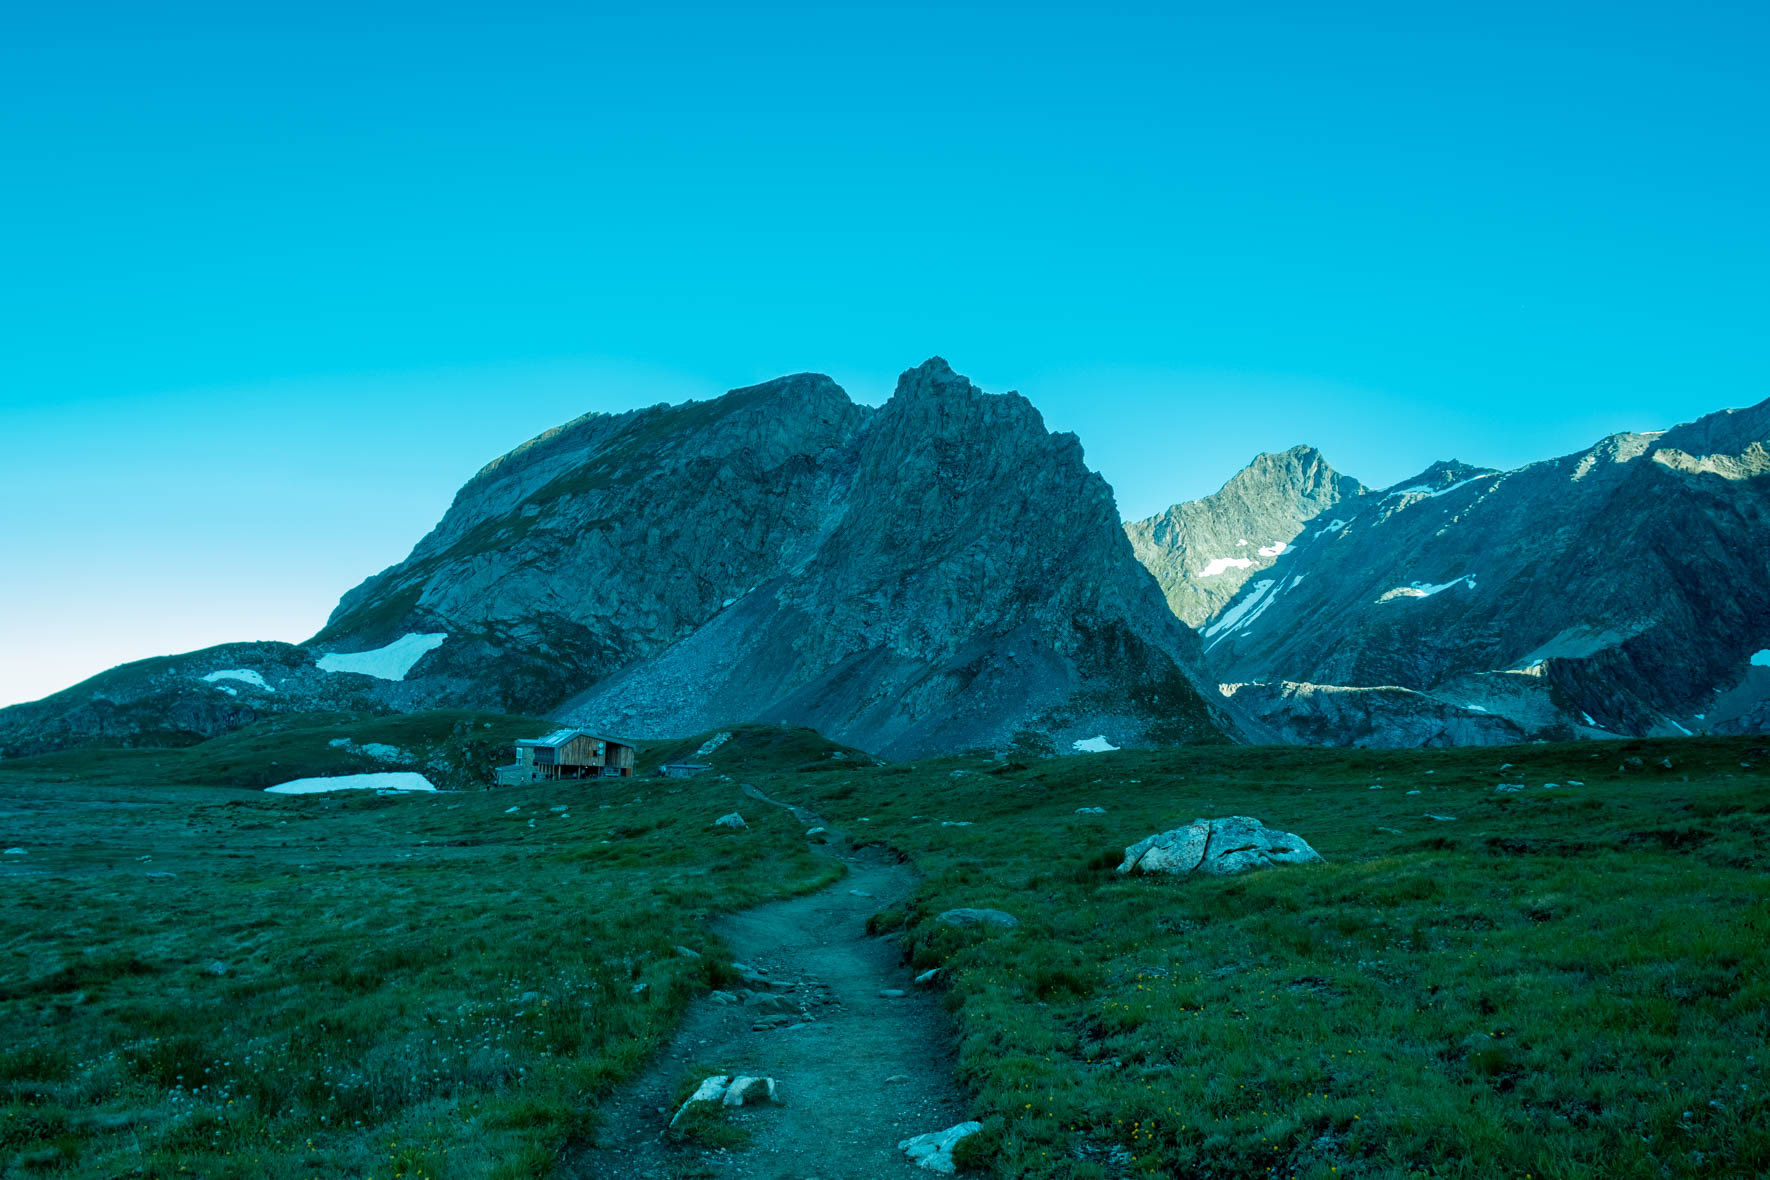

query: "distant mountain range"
(1126, 400), (1770, 745)
(4, 360), (1766, 759)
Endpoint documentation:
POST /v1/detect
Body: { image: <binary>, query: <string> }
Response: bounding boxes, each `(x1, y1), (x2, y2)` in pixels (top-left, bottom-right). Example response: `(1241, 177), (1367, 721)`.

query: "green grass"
(0, 752), (840, 1177)
(5, 726), (1766, 1178)
(0, 710), (555, 791)
(762, 737), (1770, 1179)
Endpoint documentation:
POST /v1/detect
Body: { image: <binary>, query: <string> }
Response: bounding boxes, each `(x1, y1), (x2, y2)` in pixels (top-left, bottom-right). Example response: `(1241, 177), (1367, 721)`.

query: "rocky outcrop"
(553, 360), (1233, 757)
(1125, 446), (1365, 627)
(899, 1122), (983, 1174)
(1216, 681), (1538, 747)
(1117, 817), (1324, 876)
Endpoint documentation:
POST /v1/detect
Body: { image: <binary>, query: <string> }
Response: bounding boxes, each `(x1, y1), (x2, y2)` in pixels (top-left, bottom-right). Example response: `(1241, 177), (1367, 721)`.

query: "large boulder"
(1117, 816), (1323, 876)
(899, 1121), (983, 1173)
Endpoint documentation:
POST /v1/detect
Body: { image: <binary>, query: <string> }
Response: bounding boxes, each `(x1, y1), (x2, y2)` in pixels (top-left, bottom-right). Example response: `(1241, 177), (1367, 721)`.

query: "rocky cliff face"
(2, 360), (1235, 759)
(1125, 446), (1366, 627)
(555, 360), (1232, 756)
(1132, 399), (1770, 744)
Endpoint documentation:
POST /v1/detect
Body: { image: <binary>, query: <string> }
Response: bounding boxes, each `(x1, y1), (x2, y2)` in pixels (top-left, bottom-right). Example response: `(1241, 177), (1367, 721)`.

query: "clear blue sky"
(2, 1), (1765, 707)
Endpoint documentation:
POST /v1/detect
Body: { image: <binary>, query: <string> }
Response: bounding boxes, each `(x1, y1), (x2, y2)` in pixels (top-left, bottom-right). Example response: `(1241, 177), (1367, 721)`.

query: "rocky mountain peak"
(1125, 447), (1366, 628)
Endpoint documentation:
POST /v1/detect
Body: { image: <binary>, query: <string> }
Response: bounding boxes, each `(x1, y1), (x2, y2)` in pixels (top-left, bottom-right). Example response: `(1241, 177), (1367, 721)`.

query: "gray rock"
(914, 968), (940, 986)
(1074, 806), (1107, 815)
(1117, 816), (1323, 876)
(745, 992), (800, 1016)
(936, 908), (1018, 929)
(713, 813), (747, 830)
(721, 1075), (778, 1107)
(899, 1121), (984, 1174)
(707, 990), (739, 1005)
(668, 1075), (730, 1128)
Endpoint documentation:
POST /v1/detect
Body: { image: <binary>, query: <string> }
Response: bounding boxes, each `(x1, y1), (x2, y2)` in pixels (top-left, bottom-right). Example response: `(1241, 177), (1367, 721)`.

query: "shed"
(511, 729), (637, 780)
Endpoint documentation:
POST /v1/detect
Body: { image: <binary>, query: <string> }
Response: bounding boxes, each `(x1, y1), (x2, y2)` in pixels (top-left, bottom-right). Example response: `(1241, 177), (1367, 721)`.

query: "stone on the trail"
(1117, 816), (1323, 877)
(886, 1074), (912, 1084)
(936, 908), (1018, 930)
(806, 827), (827, 837)
(721, 1075), (779, 1107)
(752, 1014), (797, 1030)
(1423, 813), (1457, 822)
(878, 988), (907, 998)
(1074, 806), (1107, 815)
(3, 848), (26, 856)
(714, 812), (747, 829)
(850, 889), (874, 898)
(735, 964), (789, 991)
(1495, 783), (1526, 793)
(708, 989), (739, 1005)
(675, 945), (702, 959)
(668, 1075), (731, 1128)
(745, 992), (800, 1016)
(899, 1121), (984, 1174)
(914, 968), (940, 986)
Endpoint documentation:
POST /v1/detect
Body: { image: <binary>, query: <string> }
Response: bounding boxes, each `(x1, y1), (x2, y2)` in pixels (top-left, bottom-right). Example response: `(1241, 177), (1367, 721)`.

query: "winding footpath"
(569, 788), (969, 1179)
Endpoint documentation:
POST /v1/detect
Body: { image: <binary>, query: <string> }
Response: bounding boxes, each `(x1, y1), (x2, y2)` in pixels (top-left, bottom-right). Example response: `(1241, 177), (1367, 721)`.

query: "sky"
(2, 1), (1766, 707)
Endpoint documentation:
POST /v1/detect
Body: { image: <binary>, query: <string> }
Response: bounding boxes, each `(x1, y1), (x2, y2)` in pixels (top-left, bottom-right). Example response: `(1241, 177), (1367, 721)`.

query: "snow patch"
(1377, 575), (1476, 603)
(695, 731), (733, 756)
(1202, 579), (1281, 650)
(1316, 518), (1350, 536)
(265, 772), (438, 795)
(1383, 475), (1491, 503)
(1072, 735), (1118, 753)
(1464, 704), (1488, 713)
(1752, 650), (1770, 667)
(202, 669), (272, 692)
(1257, 541), (1287, 557)
(1199, 556), (1255, 577)
(317, 633), (447, 681)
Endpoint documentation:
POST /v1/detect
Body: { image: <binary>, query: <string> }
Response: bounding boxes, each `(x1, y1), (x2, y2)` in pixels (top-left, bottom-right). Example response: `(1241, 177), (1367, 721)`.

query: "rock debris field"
(570, 794), (970, 1179)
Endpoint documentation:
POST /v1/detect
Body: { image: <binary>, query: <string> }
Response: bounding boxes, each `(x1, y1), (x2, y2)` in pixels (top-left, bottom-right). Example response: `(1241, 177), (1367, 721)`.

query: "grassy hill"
(2, 727), (1764, 1178)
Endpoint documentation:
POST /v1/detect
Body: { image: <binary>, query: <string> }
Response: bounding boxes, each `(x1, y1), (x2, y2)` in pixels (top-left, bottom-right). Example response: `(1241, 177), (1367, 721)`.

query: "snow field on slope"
(316, 633), (448, 680)
(265, 772), (438, 795)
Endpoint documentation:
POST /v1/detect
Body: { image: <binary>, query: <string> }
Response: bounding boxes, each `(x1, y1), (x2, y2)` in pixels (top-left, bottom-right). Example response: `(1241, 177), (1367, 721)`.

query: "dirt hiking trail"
(570, 789), (970, 1179)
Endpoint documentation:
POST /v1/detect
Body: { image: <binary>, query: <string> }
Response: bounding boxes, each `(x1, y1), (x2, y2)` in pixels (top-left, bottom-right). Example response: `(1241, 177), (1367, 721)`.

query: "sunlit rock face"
(1132, 397), (1770, 743)
(1125, 445), (1367, 628)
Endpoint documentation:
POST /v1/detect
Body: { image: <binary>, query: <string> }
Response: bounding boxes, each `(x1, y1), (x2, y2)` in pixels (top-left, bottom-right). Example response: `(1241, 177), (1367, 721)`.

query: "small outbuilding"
(496, 729), (636, 784)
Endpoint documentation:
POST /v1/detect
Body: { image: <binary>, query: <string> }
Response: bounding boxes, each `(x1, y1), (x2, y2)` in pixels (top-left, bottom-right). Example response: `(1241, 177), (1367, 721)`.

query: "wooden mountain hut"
(500, 729), (636, 783)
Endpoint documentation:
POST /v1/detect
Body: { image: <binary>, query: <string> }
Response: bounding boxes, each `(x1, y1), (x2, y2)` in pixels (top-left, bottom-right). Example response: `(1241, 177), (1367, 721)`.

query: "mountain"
(1130, 399), (1770, 744)
(0, 359), (1235, 760)
(1124, 446), (1366, 627)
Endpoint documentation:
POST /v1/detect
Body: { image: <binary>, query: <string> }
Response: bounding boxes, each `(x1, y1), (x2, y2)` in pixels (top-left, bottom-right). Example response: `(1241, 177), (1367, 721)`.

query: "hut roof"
(515, 728), (634, 749)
